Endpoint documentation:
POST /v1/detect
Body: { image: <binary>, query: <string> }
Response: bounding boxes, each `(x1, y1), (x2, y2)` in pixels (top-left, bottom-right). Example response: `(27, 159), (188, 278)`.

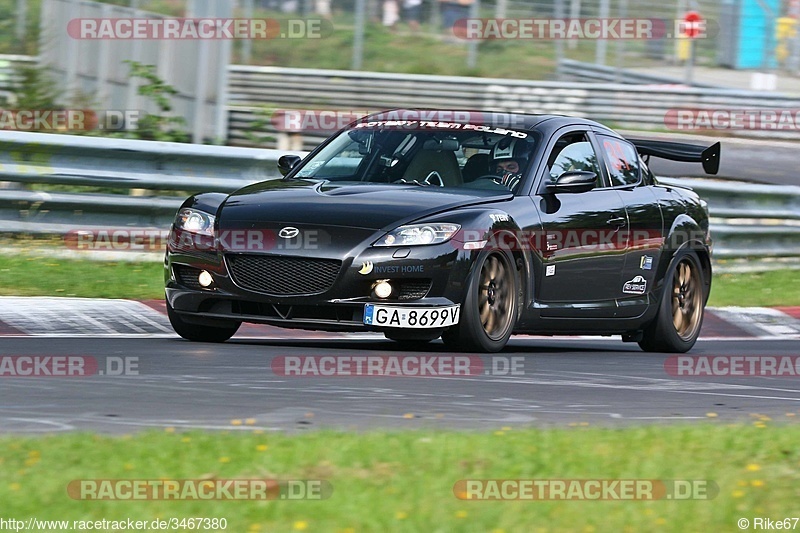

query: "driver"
(490, 138), (530, 190)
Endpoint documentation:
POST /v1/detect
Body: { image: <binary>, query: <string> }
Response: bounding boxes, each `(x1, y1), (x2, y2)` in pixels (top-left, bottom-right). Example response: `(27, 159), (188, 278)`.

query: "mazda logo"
(278, 227), (300, 239)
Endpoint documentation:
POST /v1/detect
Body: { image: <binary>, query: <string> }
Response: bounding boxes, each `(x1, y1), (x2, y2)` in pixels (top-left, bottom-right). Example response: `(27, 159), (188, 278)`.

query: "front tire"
(442, 249), (518, 353)
(639, 251), (706, 353)
(167, 302), (241, 343)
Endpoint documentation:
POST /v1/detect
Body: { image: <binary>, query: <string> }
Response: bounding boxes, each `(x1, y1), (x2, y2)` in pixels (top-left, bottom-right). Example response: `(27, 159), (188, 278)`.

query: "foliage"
(124, 60), (190, 143)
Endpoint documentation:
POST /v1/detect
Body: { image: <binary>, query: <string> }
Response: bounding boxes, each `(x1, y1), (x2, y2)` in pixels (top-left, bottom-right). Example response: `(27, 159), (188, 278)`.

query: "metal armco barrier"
(558, 59), (720, 88)
(225, 65), (800, 146)
(0, 131), (797, 266)
(5, 54), (800, 144)
(0, 130), (301, 232)
(658, 178), (800, 259)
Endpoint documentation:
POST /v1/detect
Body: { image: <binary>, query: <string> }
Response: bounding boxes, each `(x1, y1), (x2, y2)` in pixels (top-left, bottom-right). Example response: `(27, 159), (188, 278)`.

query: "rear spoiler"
(628, 139), (721, 175)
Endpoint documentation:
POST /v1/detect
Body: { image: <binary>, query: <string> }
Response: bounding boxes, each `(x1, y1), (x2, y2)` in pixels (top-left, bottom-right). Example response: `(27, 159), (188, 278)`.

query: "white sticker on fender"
(623, 275), (647, 295)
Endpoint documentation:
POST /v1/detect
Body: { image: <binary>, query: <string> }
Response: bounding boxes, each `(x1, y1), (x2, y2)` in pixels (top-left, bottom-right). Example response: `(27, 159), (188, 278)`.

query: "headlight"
(174, 208), (215, 236)
(374, 223), (460, 247)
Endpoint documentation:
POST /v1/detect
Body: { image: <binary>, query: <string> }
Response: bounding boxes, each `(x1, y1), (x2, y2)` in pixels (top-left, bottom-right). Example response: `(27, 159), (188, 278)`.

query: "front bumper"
(165, 241), (471, 332)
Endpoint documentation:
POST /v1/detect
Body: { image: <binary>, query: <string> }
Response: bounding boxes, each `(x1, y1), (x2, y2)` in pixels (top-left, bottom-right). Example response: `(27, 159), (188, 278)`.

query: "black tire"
(384, 329), (442, 349)
(167, 302), (241, 343)
(639, 251), (706, 353)
(442, 249), (518, 353)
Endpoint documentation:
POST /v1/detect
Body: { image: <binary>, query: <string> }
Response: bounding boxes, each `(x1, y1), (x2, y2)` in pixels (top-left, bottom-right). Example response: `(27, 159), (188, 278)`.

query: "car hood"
(219, 180), (512, 230)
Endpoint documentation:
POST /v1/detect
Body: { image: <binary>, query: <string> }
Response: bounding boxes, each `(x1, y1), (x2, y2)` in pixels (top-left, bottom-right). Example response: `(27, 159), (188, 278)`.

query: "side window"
(598, 135), (640, 187)
(547, 132), (602, 186)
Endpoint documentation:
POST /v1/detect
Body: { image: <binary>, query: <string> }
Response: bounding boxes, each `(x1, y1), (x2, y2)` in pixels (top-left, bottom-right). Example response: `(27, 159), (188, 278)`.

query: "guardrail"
(0, 130), (302, 233)
(5, 54), (800, 145)
(226, 65), (800, 146)
(658, 177), (800, 260)
(0, 130), (797, 268)
(558, 59), (720, 88)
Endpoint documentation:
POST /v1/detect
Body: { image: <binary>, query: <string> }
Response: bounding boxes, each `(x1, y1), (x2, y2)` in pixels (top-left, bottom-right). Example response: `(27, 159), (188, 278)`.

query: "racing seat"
(462, 153), (490, 182)
(402, 148), (462, 187)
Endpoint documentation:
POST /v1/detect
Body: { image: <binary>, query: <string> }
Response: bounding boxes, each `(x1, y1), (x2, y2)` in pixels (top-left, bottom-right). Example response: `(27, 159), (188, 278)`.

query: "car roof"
(362, 108), (618, 137)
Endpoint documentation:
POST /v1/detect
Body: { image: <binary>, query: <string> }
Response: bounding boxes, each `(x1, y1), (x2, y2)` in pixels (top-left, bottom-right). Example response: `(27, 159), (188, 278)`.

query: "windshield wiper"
(393, 179), (430, 187)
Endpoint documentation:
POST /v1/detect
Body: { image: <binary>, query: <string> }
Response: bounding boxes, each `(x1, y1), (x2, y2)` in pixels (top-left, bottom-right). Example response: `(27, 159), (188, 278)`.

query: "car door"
(533, 128), (629, 317)
(594, 133), (665, 318)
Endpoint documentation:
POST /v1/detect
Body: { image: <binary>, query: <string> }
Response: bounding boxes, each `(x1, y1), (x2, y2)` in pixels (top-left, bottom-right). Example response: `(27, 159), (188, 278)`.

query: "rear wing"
(628, 139), (721, 175)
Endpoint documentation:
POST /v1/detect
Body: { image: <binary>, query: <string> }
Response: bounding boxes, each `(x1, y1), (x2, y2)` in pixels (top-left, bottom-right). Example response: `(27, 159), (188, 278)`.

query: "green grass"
(0, 252), (164, 299)
(708, 270), (800, 308)
(2, 423), (797, 531)
(239, 15), (599, 80)
(0, 253), (799, 306)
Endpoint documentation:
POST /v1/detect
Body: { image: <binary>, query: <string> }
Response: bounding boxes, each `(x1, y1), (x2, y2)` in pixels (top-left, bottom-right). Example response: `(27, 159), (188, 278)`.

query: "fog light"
(198, 270), (213, 287)
(374, 280), (393, 299)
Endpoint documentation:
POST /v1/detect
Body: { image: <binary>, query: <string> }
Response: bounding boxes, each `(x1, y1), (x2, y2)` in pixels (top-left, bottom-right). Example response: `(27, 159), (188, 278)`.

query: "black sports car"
(165, 110), (720, 353)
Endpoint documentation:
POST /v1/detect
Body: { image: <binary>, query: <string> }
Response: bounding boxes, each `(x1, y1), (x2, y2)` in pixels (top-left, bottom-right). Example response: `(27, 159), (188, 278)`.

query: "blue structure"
(718, 0), (780, 69)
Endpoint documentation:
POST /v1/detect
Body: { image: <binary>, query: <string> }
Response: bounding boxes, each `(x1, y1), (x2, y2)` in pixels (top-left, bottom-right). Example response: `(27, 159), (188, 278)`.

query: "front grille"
(226, 254), (342, 296)
(397, 279), (432, 300)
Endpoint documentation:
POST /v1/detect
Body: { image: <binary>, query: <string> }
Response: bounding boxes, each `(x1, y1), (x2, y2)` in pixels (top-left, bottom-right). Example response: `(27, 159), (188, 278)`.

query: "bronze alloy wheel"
(478, 253), (514, 341)
(672, 258), (703, 341)
(639, 250), (707, 354)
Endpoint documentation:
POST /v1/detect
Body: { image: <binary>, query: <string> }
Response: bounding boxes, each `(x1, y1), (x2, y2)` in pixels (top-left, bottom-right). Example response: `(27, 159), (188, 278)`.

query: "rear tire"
(442, 249), (518, 353)
(167, 302), (240, 343)
(638, 251), (706, 353)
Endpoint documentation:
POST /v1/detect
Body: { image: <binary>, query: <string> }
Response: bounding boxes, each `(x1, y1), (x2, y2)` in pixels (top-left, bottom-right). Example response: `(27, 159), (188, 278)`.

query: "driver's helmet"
(490, 138), (529, 189)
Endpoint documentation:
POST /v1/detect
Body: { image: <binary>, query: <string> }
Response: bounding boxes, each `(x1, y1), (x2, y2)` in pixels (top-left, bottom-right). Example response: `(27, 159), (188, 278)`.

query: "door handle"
(606, 217), (626, 228)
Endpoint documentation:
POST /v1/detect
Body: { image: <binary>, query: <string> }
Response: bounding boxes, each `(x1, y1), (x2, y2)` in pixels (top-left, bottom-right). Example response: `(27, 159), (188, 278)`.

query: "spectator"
(439, 0), (472, 32)
(383, 0), (400, 28)
(403, 0), (422, 32)
(316, 0), (331, 17)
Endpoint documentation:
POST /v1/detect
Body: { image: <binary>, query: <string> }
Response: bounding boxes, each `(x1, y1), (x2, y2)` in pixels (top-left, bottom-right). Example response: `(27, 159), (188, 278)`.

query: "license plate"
(363, 304), (460, 328)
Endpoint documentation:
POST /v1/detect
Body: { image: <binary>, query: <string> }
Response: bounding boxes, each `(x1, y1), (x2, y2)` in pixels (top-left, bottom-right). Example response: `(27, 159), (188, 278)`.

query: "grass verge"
(708, 270), (800, 308)
(1, 254), (799, 307)
(0, 253), (164, 299)
(1, 423), (796, 531)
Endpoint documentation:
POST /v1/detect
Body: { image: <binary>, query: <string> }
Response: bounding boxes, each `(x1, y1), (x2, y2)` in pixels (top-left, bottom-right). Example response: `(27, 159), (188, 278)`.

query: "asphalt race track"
(2, 334), (798, 434)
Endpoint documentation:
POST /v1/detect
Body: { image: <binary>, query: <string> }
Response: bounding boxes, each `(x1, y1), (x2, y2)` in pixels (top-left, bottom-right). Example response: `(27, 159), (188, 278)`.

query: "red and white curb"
(0, 297), (375, 340)
(0, 297), (798, 341)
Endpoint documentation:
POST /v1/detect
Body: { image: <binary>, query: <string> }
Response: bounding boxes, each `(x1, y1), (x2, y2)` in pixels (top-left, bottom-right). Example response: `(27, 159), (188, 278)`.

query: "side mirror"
(547, 171), (596, 194)
(278, 154), (302, 176)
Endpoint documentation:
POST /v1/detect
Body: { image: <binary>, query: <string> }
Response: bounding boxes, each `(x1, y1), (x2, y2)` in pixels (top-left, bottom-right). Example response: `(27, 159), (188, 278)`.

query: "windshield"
(291, 121), (539, 194)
